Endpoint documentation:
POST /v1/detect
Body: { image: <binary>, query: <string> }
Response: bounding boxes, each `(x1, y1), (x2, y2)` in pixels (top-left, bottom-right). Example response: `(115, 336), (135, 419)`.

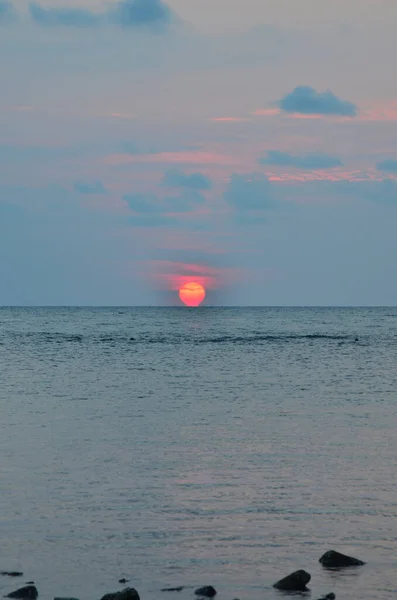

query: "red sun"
(178, 282), (206, 307)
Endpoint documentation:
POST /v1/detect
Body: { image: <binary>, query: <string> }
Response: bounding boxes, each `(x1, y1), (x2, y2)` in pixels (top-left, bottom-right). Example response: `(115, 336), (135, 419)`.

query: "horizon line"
(0, 305), (396, 309)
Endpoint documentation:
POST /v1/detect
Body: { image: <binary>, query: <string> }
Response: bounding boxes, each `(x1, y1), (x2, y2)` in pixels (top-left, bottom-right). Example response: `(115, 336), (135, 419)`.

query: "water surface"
(1, 308), (396, 600)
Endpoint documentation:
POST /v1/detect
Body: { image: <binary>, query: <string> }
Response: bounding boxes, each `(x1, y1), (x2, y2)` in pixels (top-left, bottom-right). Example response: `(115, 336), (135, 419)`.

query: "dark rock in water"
(6, 586), (38, 599)
(319, 550), (365, 568)
(316, 595), (335, 600)
(273, 570), (311, 591)
(161, 588), (184, 593)
(194, 587), (217, 598)
(118, 580), (129, 585)
(100, 588), (140, 600)
(1, 573), (23, 578)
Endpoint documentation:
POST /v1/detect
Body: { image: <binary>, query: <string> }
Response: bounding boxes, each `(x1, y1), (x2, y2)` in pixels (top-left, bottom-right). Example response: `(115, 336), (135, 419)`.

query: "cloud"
(162, 169), (212, 190)
(0, 0), (16, 21)
(376, 159), (397, 173)
(259, 150), (343, 170)
(110, 0), (173, 29)
(29, 0), (173, 29)
(289, 179), (397, 206)
(224, 173), (276, 211)
(278, 86), (358, 117)
(73, 181), (109, 195)
(123, 190), (205, 216)
(123, 189), (208, 228)
(106, 151), (236, 167)
(343, 179), (397, 205)
(29, 3), (100, 27)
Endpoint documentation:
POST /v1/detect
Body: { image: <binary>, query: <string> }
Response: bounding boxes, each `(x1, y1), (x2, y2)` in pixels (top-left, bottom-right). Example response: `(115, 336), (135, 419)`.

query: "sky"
(1, 0), (397, 306)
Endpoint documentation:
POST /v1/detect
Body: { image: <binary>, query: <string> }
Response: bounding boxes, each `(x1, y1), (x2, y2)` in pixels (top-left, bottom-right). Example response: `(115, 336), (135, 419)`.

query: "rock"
(194, 587), (217, 598)
(6, 586), (38, 599)
(273, 570), (311, 591)
(319, 550), (365, 568)
(118, 581), (128, 585)
(1, 573), (23, 578)
(316, 595), (335, 600)
(100, 588), (140, 600)
(161, 588), (184, 593)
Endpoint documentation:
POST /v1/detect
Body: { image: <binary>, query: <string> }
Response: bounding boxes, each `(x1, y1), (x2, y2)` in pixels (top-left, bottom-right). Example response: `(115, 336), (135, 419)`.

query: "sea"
(1, 307), (397, 600)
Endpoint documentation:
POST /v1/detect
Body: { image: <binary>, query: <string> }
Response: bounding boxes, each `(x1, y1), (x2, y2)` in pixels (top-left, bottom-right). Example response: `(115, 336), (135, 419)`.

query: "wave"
(2, 331), (355, 345)
(196, 333), (353, 344)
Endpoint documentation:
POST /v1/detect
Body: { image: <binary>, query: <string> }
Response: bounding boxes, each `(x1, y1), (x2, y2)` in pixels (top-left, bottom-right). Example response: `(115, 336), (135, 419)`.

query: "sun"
(178, 282), (206, 307)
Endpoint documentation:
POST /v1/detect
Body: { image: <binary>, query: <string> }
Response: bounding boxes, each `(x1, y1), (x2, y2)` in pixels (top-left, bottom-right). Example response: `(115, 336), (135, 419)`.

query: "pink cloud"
(284, 113), (328, 120)
(265, 169), (395, 183)
(149, 260), (242, 291)
(252, 108), (280, 117)
(107, 112), (136, 120)
(210, 117), (251, 122)
(104, 151), (241, 167)
(357, 102), (397, 122)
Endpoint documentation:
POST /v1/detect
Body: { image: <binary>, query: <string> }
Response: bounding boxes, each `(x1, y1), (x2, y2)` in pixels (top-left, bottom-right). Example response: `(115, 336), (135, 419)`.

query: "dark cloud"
(0, 0), (17, 21)
(29, 3), (100, 27)
(29, 0), (173, 29)
(123, 190), (205, 214)
(73, 181), (109, 195)
(289, 179), (397, 206)
(376, 159), (397, 173)
(224, 173), (276, 211)
(110, 0), (173, 29)
(278, 86), (358, 117)
(259, 150), (342, 169)
(162, 169), (212, 190)
(342, 179), (397, 205)
(123, 193), (160, 213)
(123, 190), (207, 228)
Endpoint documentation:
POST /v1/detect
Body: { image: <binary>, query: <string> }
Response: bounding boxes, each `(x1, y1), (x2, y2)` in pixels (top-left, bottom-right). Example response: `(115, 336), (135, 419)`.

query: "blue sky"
(1, 0), (397, 305)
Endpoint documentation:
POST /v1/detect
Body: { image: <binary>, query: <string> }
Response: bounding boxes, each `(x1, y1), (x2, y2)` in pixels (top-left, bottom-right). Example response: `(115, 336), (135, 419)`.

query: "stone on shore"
(319, 550), (365, 568)
(1, 573), (23, 578)
(316, 594), (335, 600)
(273, 570), (311, 591)
(161, 588), (184, 593)
(118, 580), (129, 585)
(194, 586), (217, 598)
(100, 588), (140, 600)
(6, 586), (38, 599)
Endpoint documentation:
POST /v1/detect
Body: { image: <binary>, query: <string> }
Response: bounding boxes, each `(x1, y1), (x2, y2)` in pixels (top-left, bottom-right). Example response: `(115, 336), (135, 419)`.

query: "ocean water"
(1, 307), (397, 600)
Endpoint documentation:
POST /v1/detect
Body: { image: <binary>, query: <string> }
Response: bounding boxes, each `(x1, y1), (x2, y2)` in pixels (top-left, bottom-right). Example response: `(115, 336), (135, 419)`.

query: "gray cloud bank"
(74, 181), (109, 195)
(279, 86), (358, 117)
(162, 169), (212, 190)
(5, 0), (174, 29)
(0, 0), (15, 21)
(259, 151), (342, 169)
(376, 159), (397, 173)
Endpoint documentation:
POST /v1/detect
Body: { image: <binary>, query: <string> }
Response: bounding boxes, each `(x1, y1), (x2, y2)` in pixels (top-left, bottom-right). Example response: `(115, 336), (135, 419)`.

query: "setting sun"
(178, 282), (206, 307)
